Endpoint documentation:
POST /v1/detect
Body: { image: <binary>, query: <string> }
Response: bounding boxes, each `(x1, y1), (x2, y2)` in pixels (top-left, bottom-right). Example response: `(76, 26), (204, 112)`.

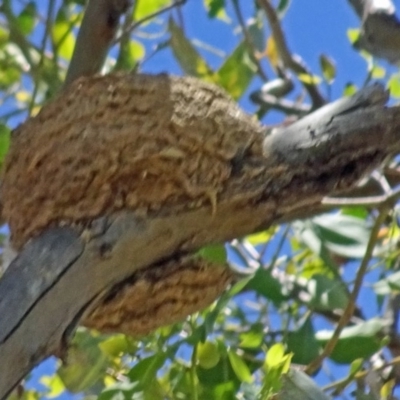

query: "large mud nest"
(2, 73), (264, 250)
(2, 73), (264, 335)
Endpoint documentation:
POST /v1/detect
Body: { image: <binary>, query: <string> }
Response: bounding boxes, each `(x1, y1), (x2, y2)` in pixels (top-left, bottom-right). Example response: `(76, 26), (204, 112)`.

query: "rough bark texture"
(1, 75), (400, 399)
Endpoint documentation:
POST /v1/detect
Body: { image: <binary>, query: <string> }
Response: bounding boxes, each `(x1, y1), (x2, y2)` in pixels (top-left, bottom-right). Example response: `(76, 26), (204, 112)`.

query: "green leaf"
(340, 206), (368, 220)
(99, 382), (140, 400)
(371, 65), (385, 79)
(40, 375), (66, 398)
(374, 271), (400, 295)
(277, 0), (292, 18)
(168, 18), (212, 78)
(98, 334), (133, 357)
(388, 76), (400, 98)
(0, 26), (9, 46)
(246, 267), (289, 304)
(316, 319), (389, 364)
(305, 274), (348, 311)
(204, 276), (251, 335)
(128, 353), (167, 385)
(135, 0), (170, 21)
(287, 318), (320, 365)
(262, 344), (292, 396)
(215, 41), (256, 99)
(197, 341), (221, 369)
(280, 369), (331, 400)
(16, 2), (37, 35)
(246, 228), (275, 245)
(197, 353), (238, 390)
(239, 327), (264, 349)
(0, 45), (24, 88)
(343, 83), (358, 97)
(115, 40), (145, 70)
(297, 214), (372, 259)
(57, 330), (109, 392)
(197, 244), (227, 264)
(298, 73), (322, 85)
(0, 124), (10, 167)
(203, 0), (228, 20)
(227, 349), (253, 383)
(52, 10), (76, 60)
(347, 28), (360, 44)
(319, 54), (336, 84)
(265, 343), (286, 369)
(349, 358), (364, 376)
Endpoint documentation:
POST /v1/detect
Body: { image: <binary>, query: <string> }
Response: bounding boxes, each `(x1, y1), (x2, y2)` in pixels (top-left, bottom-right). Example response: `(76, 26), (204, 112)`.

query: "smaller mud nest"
(2, 73), (264, 335)
(83, 256), (234, 336)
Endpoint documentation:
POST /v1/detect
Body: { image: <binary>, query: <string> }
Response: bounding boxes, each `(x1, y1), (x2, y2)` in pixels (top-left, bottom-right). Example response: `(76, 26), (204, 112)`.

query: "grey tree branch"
(347, 0), (400, 63)
(0, 81), (399, 398)
(64, 0), (131, 87)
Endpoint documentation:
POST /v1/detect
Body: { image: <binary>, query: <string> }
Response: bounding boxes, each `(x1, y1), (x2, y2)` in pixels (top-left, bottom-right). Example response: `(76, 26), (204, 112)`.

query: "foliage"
(2, 0), (400, 399)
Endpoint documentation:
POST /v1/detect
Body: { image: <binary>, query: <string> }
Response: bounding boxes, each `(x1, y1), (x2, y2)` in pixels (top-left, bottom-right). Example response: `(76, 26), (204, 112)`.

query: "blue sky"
(144, 1), (376, 111)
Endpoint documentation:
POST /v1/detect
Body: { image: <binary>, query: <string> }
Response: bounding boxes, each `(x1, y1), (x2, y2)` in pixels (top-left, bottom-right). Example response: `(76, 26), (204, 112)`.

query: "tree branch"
(347, 0), (400, 63)
(64, 0), (131, 87)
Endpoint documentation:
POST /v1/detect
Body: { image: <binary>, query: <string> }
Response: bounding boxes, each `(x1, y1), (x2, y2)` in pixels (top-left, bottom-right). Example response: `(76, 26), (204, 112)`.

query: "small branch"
(266, 224), (290, 268)
(64, 0), (131, 88)
(29, 0), (55, 114)
(251, 91), (310, 116)
(322, 178), (400, 207)
(113, 0), (187, 45)
(257, 0), (325, 108)
(305, 205), (391, 375)
(114, 1), (135, 70)
(323, 355), (400, 394)
(231, 0), (268, 81)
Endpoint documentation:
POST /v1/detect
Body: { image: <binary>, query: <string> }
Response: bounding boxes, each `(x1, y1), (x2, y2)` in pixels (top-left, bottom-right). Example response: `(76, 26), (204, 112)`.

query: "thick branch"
(348, 0), (400, 63)
(64, 0), (131, 87)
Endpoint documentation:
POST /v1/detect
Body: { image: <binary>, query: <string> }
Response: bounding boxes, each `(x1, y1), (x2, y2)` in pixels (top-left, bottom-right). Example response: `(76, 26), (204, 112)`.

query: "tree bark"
(347, 0), (400, 63)
(64, 0), (131, 87)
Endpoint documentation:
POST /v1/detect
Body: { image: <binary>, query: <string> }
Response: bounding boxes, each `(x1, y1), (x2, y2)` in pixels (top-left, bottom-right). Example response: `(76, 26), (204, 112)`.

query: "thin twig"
(305, 206), (391, 375)
(371, 170), (392, 194)
(113, 0), (187, 45)
(29, 0), (55, 114)
(323, 185), (400, 207)
(115, 1), (135, 70)
(230, 239), (259, 270)
(257, 0), (325, 108)
(267, 224), (290, 268)
(323, 355), (400, 393)
(251, 91), (311, 117)
(231, 0), (268, 81)
(175, 0), (185, 31)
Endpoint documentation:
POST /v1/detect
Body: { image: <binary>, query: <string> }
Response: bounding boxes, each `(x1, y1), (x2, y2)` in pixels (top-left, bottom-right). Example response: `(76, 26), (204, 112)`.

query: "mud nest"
(83, 255), (234, 336)
(2, 73), (264, 250)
